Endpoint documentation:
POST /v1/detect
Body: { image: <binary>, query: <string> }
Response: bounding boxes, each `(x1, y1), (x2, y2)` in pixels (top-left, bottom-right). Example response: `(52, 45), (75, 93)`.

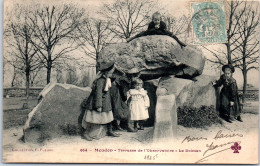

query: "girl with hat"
(81, 61), (120, 141)
(212, 64), (243, 123)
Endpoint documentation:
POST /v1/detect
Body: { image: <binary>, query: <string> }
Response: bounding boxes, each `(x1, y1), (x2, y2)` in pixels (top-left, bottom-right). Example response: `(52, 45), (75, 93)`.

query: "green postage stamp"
(190, 1), (227, 45)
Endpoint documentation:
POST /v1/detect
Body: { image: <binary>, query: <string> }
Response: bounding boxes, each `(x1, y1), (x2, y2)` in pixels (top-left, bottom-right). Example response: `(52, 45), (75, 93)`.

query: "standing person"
(110, 76), (136, 132)
(127, 12), (186, 48)
(111, 67), (142, 131)
(127, 78), (150, 131)
(81, 62), (120, 141)
(212, 64), (243, 123)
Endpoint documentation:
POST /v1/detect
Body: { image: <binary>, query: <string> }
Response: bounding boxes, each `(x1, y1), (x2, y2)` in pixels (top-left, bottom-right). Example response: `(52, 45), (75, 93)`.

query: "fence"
(3, 87), (259, 100)
(3, 87), (44, 98)
(238, 90), (259, 101)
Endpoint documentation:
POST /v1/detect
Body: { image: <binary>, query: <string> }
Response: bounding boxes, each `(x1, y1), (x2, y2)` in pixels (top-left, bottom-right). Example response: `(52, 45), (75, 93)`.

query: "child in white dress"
(127, 78), (150, 131)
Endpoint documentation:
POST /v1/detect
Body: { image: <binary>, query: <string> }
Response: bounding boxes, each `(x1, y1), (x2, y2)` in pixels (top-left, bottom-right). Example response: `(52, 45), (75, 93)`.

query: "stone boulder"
(152, 75), (218, 141)
(143, 79), (160, 126)
(98, 35), (205, 79)
(23, 83), (91, 143)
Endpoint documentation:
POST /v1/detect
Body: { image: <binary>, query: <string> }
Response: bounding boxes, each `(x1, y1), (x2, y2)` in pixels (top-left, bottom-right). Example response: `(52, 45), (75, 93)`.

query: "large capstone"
(23, 83), (91, 143)
(98, 35), (205, 79)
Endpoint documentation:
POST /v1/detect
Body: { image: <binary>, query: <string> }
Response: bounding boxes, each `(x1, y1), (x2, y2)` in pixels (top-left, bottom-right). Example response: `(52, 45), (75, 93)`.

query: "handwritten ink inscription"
(144, 154), (159, 160)
(181, 130), (243, 163)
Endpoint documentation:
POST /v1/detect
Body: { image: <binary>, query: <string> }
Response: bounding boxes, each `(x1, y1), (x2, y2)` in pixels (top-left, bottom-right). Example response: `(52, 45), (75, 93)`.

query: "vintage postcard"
(2, 0), (259, 164)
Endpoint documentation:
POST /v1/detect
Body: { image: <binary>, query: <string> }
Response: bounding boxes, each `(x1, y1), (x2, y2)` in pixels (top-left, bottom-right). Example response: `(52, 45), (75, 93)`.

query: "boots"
(139, 120), (144, 130)
(127, 120), (137, 132)
(236, 115), (243, 122)
(107, 122), (120, 137)
(134, 121), (138, 131)
(115, 120), (124, 131)
(225, 116), (232, 123)
(80, 129), (93, 141)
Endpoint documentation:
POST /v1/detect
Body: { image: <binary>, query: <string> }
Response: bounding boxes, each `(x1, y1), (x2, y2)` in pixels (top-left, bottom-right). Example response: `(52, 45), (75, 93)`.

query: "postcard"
(2, 0), (259, 164)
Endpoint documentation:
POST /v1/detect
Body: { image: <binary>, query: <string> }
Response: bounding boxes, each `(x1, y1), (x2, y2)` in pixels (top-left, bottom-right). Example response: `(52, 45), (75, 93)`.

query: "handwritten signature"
(182, 136), (207, 143)
(182, 130), (243, 163)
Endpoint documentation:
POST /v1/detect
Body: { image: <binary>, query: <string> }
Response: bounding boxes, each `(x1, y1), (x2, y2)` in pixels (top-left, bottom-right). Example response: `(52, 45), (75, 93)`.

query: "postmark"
(190, 1), (227, 45)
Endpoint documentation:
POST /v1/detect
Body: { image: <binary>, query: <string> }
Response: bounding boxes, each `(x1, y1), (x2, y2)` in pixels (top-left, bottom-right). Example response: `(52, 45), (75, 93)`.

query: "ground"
(2, 97), (259, 163)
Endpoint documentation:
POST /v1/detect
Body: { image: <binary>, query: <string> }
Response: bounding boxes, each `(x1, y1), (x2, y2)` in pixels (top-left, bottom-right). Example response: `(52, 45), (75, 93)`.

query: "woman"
(81, 62), (120, 141)
(213, 64), (243, 123)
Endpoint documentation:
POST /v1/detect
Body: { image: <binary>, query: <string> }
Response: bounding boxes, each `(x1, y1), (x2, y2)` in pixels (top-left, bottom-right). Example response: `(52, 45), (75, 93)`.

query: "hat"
(222, 64), (235, 73)
(127, 67), (141, 74)
(99, 62), (115, 72)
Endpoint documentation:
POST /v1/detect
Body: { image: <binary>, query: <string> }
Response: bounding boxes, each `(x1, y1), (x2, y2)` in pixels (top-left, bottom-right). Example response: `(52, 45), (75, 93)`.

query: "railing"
(238, 90), (259, 101)
(3, 87), (44, 97)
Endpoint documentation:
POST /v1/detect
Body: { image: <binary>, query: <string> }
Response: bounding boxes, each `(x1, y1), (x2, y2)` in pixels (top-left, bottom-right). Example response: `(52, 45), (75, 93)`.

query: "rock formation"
(23, 83), (91, 143)
(98, 35), (205, 79)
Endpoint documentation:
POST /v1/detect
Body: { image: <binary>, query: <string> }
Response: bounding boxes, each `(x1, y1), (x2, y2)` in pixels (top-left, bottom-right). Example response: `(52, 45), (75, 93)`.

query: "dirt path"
(3, 113), (258, 151)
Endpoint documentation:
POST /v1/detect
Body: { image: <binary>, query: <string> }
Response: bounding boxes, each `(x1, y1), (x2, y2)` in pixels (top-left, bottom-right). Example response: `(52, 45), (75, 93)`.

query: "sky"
(2, 0), (260, 88)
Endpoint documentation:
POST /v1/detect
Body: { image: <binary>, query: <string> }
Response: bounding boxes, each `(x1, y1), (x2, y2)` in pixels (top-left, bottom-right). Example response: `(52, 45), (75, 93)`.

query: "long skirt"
(82, 110), (114, 125)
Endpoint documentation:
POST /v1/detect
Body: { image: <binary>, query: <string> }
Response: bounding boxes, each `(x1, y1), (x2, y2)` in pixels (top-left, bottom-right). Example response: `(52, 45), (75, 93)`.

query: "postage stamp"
(190, 1), (227, 45)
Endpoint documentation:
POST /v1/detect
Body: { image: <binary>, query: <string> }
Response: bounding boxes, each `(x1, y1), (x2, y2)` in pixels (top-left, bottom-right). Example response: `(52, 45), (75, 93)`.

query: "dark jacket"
(110, 77), (130, 120)
(85, 76), (112, 112)
(215, 74), (242, 116)
(148, 21), (167, 32)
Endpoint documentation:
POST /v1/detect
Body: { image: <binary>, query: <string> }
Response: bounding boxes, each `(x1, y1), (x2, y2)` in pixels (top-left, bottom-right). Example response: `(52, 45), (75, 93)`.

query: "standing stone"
(23, 83), (91, 143)
(153, 95), (177, 142)
(152, 75), (218, 141)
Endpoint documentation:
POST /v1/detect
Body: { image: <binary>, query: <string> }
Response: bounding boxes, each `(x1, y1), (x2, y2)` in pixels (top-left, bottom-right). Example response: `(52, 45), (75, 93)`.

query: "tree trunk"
(46, 49), (52, 84)
(31, 80), (34, 87)
(226, 43), (232, 64)
(95, 53), (99, 74)
(242, 70), (247, 103)
(25, 67), (30, 99)
(11, 72), (16, 87)
(47, 66), (52, 84)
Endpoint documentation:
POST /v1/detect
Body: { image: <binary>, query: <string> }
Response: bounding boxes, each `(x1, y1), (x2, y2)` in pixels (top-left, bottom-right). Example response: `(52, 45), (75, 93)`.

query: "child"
(212, 64), (242, 123)
(127, 12), (186, 48)
(127, 78), (150, 131)
(81, 61), (120, 141)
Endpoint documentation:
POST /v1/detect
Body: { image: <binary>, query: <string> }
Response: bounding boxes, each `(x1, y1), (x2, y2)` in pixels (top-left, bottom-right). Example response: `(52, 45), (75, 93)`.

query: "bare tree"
(165, 15), (189, 36)
(205, 1), (259, 103)
(76, 18), (116, 71)
(4, 14), (41, 98)
(30, 67), (43, 87)
(205, 0), (246, 65)
(27, 5), (85, 84)
(56, 68), (65, 83)
(65, 65), (78, 85)
(100, 0), (158, 40)
(10, 64), (24, 87)
(232, 2), (259, 102)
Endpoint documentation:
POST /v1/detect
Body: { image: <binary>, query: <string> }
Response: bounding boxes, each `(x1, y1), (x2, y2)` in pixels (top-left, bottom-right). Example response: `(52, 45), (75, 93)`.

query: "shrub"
(177, 105), (222, 128)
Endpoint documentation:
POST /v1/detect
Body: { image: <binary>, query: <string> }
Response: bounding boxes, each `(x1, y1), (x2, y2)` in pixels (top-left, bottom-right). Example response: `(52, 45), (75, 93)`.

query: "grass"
(3, 97), (38, 129)
(3, 97), (38, 111)
(242, 101), (259, 114)
(3, 109), (32, 129)
(2, 97), (259, 130)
